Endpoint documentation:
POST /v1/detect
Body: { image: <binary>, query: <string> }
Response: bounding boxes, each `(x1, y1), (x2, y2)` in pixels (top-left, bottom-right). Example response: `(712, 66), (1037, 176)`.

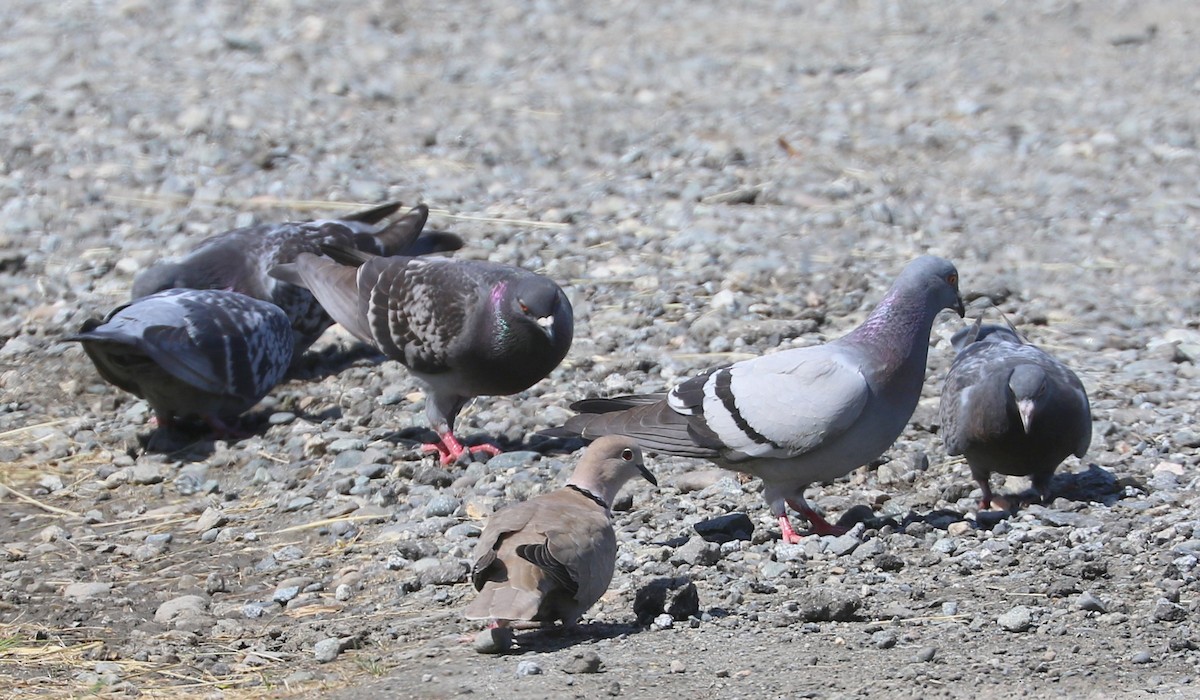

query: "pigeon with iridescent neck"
(556, 256), (964, 542)
(939, 320), (1092, 510)
(132, 202), (461, 360)
(270, 244), (573, 464)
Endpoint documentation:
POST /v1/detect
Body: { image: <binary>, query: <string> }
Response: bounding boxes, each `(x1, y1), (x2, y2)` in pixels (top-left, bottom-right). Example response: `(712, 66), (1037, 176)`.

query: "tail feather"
(561, 398), (718, 458)
(342, 200), (404, 225)
(275, 254), (374, 344)
(463, 584), (544, 622)
(319, 242), (377, 268)
(357, 204), (429, 256)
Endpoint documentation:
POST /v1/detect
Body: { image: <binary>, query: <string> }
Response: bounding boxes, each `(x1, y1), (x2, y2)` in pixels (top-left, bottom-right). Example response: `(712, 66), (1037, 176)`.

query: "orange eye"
(947, 273), (958, 286)
(621, 449), (634, 461)
(519, 302), (530, 314)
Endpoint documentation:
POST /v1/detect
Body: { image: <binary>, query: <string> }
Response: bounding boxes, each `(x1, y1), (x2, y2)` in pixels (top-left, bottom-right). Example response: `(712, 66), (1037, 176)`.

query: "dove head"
(567, 435), (657, 508)
(1008, 364), (1048, 433)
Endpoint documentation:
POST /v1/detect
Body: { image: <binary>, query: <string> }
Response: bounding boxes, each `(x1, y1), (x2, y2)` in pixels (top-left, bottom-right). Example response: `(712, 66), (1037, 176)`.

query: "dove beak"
(536, 314), (555, 340)
(637, 463), (658, 487)
(1016, 398), (1035, 433)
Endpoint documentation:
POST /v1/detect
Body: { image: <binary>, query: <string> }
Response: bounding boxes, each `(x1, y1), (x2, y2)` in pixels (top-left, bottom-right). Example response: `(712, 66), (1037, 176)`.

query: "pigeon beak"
(637, 463), (658, 487)
(536, 314), (555, 340)
(952, 295), (966, 318)
(1016, 398), (1035, 433)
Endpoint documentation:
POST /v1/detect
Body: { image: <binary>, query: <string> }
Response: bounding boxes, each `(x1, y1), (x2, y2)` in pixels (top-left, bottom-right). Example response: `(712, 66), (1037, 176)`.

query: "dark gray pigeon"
(939, 320), (1092, 510)
(132, 202), (462, 359)
(557, 256), (964, 541)
(65, 289), (294, 436)
(270, 244), (573, 464)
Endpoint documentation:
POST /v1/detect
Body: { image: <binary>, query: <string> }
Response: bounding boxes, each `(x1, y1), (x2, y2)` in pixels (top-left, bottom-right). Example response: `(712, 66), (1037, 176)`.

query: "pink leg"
(779, 515), (803, 544)
(977, 479), (994, 510)
(422, 431), (502, 465)
(786, 498), (848, 536)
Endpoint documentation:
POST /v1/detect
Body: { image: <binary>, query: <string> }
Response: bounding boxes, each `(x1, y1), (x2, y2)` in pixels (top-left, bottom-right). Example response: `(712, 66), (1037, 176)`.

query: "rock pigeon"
(463, 436), (656, 637)
(132, 202), (462, 359)
(556, 256), (964, 541)
(65, 288), (294, 436)
(270, 244), (573, 464)
(939, 320), (1092, 509)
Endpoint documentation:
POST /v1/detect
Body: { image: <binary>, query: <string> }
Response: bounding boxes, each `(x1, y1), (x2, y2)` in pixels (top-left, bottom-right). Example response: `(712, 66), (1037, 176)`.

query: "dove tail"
(463, 584), (545, 622)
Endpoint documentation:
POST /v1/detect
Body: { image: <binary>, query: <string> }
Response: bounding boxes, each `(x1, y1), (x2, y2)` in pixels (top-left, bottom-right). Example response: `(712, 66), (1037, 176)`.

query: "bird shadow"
(849, 463), (1125, 532)
(506, 621), (643, 654)
(287, 341), (385, 382)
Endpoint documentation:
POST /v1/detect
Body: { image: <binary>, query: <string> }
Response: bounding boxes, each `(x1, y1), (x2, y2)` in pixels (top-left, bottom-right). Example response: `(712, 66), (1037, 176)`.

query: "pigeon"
(132, 202), (462, 359)
(65, 288), (294, 436)
(463, 436), (656, 635)
(270, 244), (573, 463)
(556, 255), (964, 541)
(939, 320), (1092, 509)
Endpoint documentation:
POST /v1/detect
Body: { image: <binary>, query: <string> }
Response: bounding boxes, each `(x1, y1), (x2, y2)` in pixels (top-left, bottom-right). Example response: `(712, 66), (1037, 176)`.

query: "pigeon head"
(568, 435), (657, 508)
(1008, 364), (1048, 433)
(901, 255), (965, 318)
(131, 262), (189, 299)
(951, 321), (1022, 354)
(502, 275), (574, 349)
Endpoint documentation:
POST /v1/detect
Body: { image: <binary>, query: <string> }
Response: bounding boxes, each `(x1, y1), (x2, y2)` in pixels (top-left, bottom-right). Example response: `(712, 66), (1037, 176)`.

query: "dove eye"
(621, 449), (634, 461)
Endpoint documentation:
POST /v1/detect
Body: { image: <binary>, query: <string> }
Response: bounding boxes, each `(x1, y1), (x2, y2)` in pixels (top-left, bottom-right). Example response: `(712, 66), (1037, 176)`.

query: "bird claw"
(422, 434), (503, 465)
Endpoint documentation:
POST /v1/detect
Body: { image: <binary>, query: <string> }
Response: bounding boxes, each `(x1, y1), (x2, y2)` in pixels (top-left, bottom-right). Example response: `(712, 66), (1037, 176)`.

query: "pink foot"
(422, 432), (502, 465)
(800, 506), (849, 536)
(779, 515), (804, 544)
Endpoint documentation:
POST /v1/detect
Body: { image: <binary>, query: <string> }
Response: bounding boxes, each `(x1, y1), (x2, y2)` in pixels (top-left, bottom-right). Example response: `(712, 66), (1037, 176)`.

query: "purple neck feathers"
(842, 285), (934, 382)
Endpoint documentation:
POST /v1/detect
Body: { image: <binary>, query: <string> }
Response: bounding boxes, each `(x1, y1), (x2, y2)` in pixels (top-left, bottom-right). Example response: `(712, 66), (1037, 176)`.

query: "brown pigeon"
(463, 436), (656, 637)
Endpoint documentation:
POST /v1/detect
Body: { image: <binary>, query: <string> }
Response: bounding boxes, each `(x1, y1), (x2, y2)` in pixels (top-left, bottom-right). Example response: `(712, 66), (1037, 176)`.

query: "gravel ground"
(3, 1), (1200, 698)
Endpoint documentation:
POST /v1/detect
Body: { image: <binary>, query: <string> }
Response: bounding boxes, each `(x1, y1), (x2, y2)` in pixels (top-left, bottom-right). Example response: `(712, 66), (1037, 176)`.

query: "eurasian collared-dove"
(464, 436), (656, 635)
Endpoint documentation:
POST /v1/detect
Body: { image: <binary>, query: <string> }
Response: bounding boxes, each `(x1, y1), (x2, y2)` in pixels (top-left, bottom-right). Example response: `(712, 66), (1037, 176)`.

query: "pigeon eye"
(621, 449), (634, 461)
(519, 301), (531, 314)
(946, 273), (958, 286)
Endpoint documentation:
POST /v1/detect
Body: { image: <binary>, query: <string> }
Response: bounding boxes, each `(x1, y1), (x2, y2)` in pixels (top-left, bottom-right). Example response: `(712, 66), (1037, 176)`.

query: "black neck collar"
(566, 484), (608, 511)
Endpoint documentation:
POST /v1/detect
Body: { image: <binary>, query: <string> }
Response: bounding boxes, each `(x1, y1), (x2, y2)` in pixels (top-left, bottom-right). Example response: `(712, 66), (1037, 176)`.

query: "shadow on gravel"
(508, 622), (644, 654)
(287, 341), (385, 382)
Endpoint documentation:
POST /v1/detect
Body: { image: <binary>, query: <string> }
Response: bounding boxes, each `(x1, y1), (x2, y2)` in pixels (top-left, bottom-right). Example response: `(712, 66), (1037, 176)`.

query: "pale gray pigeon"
(557, 256), (964, 541)
(939, 320), (1092, 509)
(65, 288), (294, 436)
(270, 244), (573, 464)
(464, 436), (655, 638)
(132, 202), (462, 359)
